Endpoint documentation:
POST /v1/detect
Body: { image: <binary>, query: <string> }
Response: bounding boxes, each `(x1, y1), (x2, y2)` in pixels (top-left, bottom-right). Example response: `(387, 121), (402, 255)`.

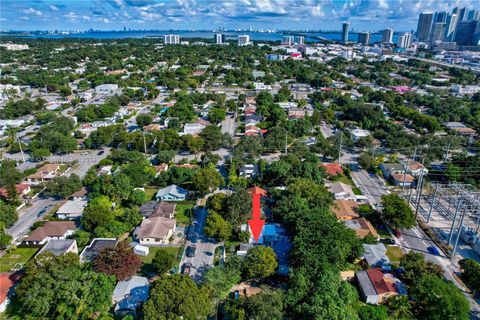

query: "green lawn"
(385, 245), (404, 264)
(139, 246), (182, 275)
(144, 188), (158, 201)
(175, 201), (195, 226)
(0, 247), (39, 272)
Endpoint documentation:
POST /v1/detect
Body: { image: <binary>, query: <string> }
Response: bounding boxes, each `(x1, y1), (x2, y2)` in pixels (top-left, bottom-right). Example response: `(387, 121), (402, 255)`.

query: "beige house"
(26, 164), (61, 184)
(135, 217), (176, 245)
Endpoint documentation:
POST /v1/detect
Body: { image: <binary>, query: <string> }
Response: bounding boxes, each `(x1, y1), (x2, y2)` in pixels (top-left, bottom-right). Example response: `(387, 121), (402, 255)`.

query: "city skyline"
(0, 0), (478, 32)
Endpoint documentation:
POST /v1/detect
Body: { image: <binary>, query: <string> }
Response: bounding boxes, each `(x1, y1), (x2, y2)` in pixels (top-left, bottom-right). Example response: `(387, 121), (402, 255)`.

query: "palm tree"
(385, 295), (413, 319)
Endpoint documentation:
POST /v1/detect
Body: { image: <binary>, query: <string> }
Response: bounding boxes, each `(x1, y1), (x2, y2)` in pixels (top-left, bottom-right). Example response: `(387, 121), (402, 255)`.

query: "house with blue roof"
(112, 276), (150, 318)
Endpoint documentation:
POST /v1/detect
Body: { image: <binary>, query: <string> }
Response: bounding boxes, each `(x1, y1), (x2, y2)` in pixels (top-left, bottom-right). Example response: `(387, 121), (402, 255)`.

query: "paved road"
(6, 197), (57, 242)
(320, 121), (334, 139)
(351, 170), (389, 208)
(221, 115), (236, 136)
(180, 206), (217, 282)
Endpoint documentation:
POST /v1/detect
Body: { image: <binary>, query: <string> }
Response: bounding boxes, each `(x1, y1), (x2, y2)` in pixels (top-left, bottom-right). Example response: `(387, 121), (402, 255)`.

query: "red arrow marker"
(248, 192), (265, 243)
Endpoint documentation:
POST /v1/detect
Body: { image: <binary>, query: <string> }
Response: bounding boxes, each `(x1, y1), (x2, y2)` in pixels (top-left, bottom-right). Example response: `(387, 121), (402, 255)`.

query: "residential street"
(351, 169), (389, 208)
(6, 196), (57, 242)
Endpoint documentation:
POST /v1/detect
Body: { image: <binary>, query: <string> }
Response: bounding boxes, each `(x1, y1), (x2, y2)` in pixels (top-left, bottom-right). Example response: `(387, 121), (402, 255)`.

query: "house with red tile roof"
(0, 183), (30, 199)
(321, 163), (344, 176)
(356, 268), (399, 304)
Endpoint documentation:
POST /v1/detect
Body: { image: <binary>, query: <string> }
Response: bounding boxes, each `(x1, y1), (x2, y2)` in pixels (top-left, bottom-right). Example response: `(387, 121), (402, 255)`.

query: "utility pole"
(337, 132), (342, 165)
(426, 183), (439, 223)
(142, 130), (147, 155)
(448, 199), (462, 245)
(451, 207), (467, 261)
(415, 166), (425, 219)
(401, 161), (408, 194)
(443, 143), (450, 162)
(284, 131), (288, 155)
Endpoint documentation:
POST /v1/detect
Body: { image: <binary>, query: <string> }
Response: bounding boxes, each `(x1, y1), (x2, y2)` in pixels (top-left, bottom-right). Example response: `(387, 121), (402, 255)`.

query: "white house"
(56, 200), (88, 219)
(182, 123), (205, 135)
(239, 164), (259, 178)
(95, 84), (119, 95)
(350, 128), (371, 141)
(156, 185), (188, 201)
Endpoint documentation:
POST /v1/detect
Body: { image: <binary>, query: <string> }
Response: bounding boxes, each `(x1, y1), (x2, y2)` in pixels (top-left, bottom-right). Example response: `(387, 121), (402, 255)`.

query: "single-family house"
(239, 164), (259, 178)
(350, 128), (371, 142)
(134, 216), (176, 245)
(80, 238), (118, 262)
(70, 187), (88, 201)
(332, 200), (360, 220)
(245, 125), (261, 136)
(155, 185), (188, 201)
(139, 201), (176, 219)
(154, 163), (169, 177)
(183, 123), (205, 135)
(321, 163), (344, 176)
(288, 108), (306, 119)
(26, 164), (61, 184)
(380, 163), (405, 178)
(407, 161), (428, 176)
(329, 182), (356, 201)
(56, 200), (88, 219)
(23, 221), (77, 246)
(0, 183), (30, 199)
(95, 84), (119, 94)
(391, 174), (415, 187)
(344, 218), (378, 238)
(37, 239), (78, 256)
(112, 276), (150, 318)
(356, 268), (399, 304)
(363, 243), (391, 268)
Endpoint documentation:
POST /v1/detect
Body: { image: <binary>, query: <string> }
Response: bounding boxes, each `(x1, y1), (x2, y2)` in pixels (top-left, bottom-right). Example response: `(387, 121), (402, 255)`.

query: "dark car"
(37, 205), (51, 217)
(186, 245), (196, 257)
(393, 229), (402, 238)
(380, 238), (396, 245)
(182, 263), (191, 275)
(97, 150), (105, 155)
(427, 246), (440, 256)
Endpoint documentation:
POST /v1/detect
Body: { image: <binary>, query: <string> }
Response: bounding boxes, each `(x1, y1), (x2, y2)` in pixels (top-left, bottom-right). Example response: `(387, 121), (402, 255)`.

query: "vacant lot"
(0, 247), (39, 272)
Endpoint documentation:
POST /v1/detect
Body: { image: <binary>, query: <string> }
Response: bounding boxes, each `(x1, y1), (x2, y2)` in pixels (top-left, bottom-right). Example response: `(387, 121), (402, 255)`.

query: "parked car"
(427, 246), (440, 256)
(97, 150), (104, 155)
(37, 205), (52, 217)
(186, 245), (196, 257)
(380, 238), (396, 245)
(393, 229), (402, 238)
(182, 263), (191, 275)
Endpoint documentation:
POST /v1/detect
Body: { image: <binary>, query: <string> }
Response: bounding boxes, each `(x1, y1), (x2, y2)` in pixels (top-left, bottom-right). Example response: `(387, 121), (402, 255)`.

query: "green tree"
(208, 106), (227, 124)
(12, 253), (115, 320)
(143, 274), (211, 320)
(44, 174), (82, 198)
(152, 249), (176, 274)
(385, 295), (413, 320)
(358, 305), (388, 320)
(203, 260), (242, 300)
(200, 125), (223, 151)
(243, 246), (278, 279)
(410, 275), (470, 320)
(459, 258), (480, 293)
(192, 167), (224, 194)
(204, 211), (232, 241)
(0, 222), (12, 248)
(0, 200), (18, 227)
(136, 114), (153, 127)
(157, 150), (176, 163)
(380, 194), (415, 229)
(399, 252), (443, 284)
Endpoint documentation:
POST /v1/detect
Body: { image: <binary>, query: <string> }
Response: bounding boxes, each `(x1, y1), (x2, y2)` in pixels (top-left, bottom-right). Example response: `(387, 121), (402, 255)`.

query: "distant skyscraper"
(214, 33), (225, 44)
(429, 22), (446, 44)
(467, 9), (479, 21)
(283, 36), (294, 45)
(381, 28), (393, 44)
(238, 35), (250, 46)
(454, 20), (478, 45)
(417, 12), (433, 41)
(434, 11), (448, 23)
(444, 13), (458, 41)
(357, 32), (370, 45)
(397, 32), (413, 48)
(342, 22), (349, 43)
(296, 36), (305, 45)
(457, 7), (468, 21)
(163, 34), (180, 45)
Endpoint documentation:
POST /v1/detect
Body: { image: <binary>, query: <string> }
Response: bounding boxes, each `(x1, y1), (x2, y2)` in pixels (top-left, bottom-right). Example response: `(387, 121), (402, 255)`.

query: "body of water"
(17, 30), (398, 44)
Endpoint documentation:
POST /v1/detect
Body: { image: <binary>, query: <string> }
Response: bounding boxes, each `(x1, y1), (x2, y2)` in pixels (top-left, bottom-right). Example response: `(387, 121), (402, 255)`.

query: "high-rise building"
(454, 20), (478, 45)
(444, 13), (458, 41)
(434, 11), (448, 23)
(342, 22), (349, 43)
(417, 12), (433, 41)
(397, 32), (413, 48)
(238, 35), (250, 46)
(429, 22), (446, 44)
(214, 33), (226, 44)
(296, 36), (305, 45)
(381, 28), (393, 44)
(457, 7), (468, 21)
(467, 9), (479, 21)
(283, 36), (294, 45)
(357, 32), (370, 45)
(163, 34), (180, 45)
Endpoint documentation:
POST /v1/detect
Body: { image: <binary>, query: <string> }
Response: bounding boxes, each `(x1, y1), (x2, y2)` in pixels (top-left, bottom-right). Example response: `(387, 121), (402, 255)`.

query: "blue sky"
(0, 0), (477, 32)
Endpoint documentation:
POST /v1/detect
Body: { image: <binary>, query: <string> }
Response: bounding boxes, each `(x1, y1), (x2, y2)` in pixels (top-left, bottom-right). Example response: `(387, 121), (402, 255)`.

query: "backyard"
(175, 201), (195, 226)
(385, 245), (404, 264)
(0, 247), (39, 272)
(139, 246), (182, 275)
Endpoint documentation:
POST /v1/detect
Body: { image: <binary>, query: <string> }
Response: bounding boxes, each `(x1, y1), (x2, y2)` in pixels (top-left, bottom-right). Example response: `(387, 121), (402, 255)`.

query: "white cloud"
(21, 8), (43, 16)
(49, 5), (60, 11)
(378, 0), (389, 9)
(312, 4), (325, 17)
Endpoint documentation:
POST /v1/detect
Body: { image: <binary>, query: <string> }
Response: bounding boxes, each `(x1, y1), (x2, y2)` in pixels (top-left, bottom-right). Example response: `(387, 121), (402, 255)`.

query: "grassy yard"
(139, 246), (182, 275)
(0, 247), (39, 272)
(385, 245), (404, 264)
(175, 201), (195, 226)
(144, 188), (158, 201)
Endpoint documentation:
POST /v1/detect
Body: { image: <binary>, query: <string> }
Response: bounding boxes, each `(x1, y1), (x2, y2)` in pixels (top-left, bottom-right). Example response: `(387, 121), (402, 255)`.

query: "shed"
(133, 244), (149, 256)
